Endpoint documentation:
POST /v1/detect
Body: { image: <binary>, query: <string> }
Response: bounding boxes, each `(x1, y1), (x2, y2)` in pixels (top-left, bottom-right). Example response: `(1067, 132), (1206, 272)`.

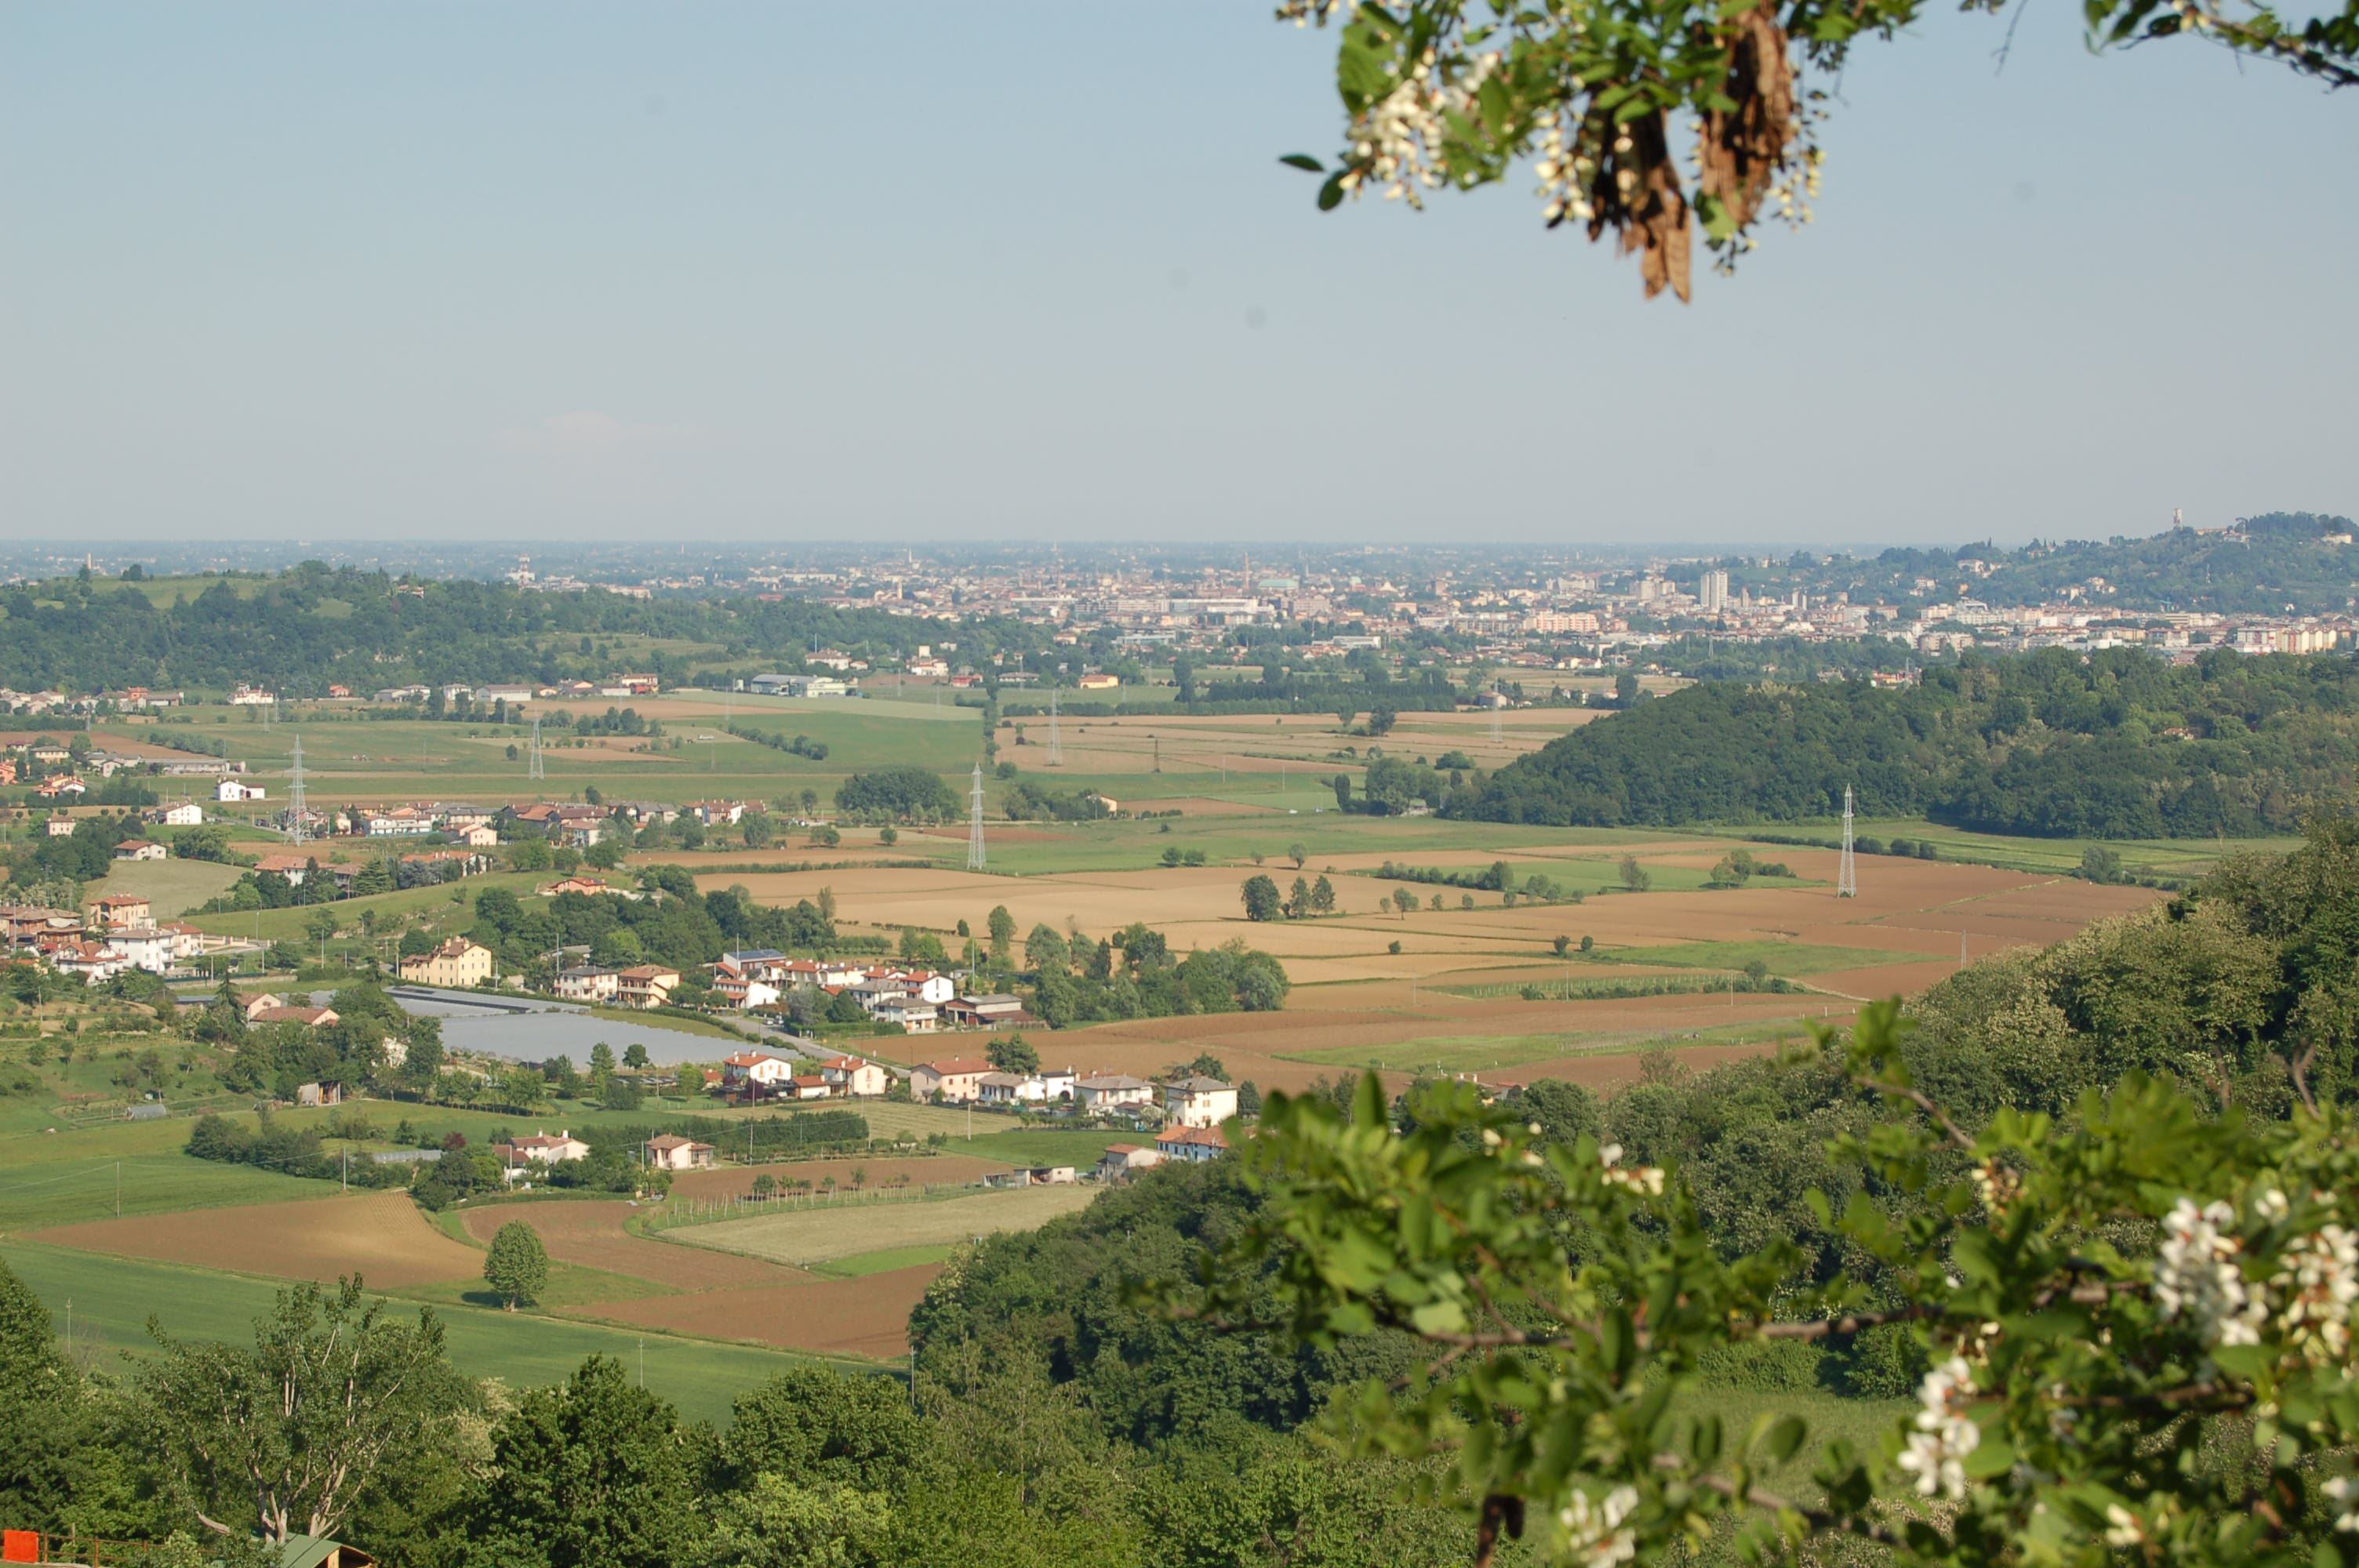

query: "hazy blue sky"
(3, 3), (2351, 549)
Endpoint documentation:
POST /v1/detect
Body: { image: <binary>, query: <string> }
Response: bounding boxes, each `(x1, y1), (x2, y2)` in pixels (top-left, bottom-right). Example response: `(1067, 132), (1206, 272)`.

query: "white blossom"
(2153, 1197), (2266, 1348)
(2103, 1504), (2146, 1548)
(1558, 1484), (1640, 1568)
(2274, 1223), (2358, 1363)
(1896, 1356), (1979, 1501)
(2324, 1475), (2359, 1534)
(1597, 1142), (1665, 1196)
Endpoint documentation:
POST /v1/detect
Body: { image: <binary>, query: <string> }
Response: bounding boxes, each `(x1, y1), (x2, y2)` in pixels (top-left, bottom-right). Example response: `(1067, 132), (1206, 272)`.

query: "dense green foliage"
(467, 872), (833, 979)
(483, 1222), (550, 1310)
(1020, 924), (1292, 1028)
(833, 766), (963, 823)
(0, 566), (1046, 694)
(1459, 648), (2359, 836)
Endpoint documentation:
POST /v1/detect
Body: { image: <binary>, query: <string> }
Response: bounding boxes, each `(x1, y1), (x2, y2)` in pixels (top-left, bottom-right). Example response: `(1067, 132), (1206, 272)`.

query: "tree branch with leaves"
(1278, 0), (2357, 300)
(1177, 998), (2359, 1564)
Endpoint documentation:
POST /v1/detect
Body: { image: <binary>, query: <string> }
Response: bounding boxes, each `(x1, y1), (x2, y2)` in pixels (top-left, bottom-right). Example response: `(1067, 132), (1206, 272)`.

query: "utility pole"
(1046, 686), (1062, 766)
(115, 1161), (121, 1218)
(528, 713), (545, 780)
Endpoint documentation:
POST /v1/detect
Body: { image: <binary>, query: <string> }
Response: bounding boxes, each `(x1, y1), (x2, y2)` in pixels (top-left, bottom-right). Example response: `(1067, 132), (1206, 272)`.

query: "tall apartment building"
(1699, 570), (1729, 613)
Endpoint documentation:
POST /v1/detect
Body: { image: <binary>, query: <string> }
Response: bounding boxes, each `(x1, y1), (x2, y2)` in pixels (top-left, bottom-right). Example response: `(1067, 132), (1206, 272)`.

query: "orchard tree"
(483, 1221), (549, 1310)
(1182, 1000), (2359, 1568)
(1277, 0), (2358, 301)
(988, 1033), (1041, 1076)
(1241, 874), (1285, 923)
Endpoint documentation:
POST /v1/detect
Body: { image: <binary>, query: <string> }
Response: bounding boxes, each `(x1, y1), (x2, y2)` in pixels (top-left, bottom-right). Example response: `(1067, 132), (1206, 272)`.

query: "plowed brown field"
(44, 1191), (481, 1287)
(458, 1202), (783, 1288)
(569, 1269), (942, 1359)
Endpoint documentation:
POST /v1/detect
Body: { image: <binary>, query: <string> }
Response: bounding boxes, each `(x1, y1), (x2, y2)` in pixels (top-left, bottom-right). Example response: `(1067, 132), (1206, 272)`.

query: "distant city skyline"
(3, 5), (2352, 545)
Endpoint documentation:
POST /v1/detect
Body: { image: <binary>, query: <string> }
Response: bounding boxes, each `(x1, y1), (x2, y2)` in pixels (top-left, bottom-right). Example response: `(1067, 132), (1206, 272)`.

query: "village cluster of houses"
(2, 893), (218, 984)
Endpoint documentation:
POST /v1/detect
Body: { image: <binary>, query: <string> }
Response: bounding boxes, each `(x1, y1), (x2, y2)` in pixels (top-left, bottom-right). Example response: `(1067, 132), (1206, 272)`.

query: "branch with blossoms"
(1172, 1000), (2359, 1566)
(1275, 0), (2359, 301)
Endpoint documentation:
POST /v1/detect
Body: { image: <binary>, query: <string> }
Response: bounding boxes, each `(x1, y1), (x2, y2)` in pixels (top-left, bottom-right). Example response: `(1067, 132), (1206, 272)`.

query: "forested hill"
(0, 566), (1045, 693)
(1452, 648), (2359, 837)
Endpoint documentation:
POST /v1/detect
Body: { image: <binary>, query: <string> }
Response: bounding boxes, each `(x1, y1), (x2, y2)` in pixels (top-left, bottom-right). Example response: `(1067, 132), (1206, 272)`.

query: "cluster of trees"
(184, 1110), (408, 1189)
(1330, 753), (1453, 816)
(1014, 920), (1292, 1027)
(192, 980), (446, 1102)
(0, 564), (1050, 694)
(1000, 780), (1110, 822)
(0, 1270), (1467, 1568)
(724, 723), (828, 762)
(464, 871), (834, 985)
(834, 766), (962, 823)
(1239, 873), (1337, 921)
(1458, 648), (2359, 837)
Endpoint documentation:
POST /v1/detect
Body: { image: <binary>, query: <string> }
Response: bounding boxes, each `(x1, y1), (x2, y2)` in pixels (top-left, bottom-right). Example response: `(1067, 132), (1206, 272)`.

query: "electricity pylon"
(1046, 686), (1063, 766)
(528, 713), (545, 780)
(1837, 785), (1858, 898)
(966, 763), (987, 871)
(289, 735), (307, 845)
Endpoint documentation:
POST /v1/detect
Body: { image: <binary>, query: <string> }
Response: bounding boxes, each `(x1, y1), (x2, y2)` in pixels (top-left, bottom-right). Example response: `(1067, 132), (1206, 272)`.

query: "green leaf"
(1410, 1298), (1467, 1335)
(1353, 1069), (1388, 1128)
(1697, 192), (1737, 243)
(1760, 1414), (1808, 1465)
(1317, 172), (1349, 212)
(1963, 1436), (2014, 1478)
(1278, 154), (1325, 172)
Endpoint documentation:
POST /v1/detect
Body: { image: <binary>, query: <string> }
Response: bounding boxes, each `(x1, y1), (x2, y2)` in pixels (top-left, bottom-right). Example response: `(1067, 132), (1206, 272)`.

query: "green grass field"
(0, 1153), (332, 1232)
(962, 1128), (1126, 1168)
(184, 871), (544, 941)
(683, 1184), (1095, 1266)
(0, 1242), (831, 1421)
(93, 858), (245, 917)
(1605, 939), (1920, 976)
(1715, 818), (2297, 882)
(813, 1242), (954, 1278)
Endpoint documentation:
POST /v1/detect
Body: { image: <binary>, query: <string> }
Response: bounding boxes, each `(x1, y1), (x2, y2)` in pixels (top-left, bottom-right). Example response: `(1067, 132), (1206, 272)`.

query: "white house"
(217, 779), (267, 803)
(909, 1057), (992, 1103)
(976, 1072), (1047, 1106)
(554, 965), (620, 1004)
(1076, 1074), (1157, 1113)
(1154, 1124), (1228, 1163)
(708, 970), (782, 1011)
(153, 802), (205, 827)
(114, 839), (169, 862)
(722, 1052), (798, 1091)
(819, 1055), (892, 1097)
(499, 1129), (591, 1167)
(102, 925), (176, 975)
(644, 1134), (718, 1171)
(1164, 1076), (1239, 1130)
(874, 997), (939, 1033)
(1096, 1143), (1163, 1181)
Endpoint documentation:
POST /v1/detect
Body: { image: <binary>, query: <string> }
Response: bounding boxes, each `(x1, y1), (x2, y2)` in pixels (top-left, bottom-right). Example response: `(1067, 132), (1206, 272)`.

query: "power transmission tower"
(288, 735), (307, 845)
(1489, 702), (1503, 747)
(528, 713), (545, 780)
(1836, 785), (1857, 898)
(1046, 686), (1062, 766)
(965, 763), (987, 871)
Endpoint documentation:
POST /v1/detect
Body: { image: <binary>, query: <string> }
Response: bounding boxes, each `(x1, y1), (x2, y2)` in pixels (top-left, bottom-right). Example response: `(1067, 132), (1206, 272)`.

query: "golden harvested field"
(571, 1267), (940, 1359)
(43, 1191), (481, 1287)
(459, 1201), (783, 1289)
(682, 1185), (1096, 1267)
(671, 1155), (1012, 1201)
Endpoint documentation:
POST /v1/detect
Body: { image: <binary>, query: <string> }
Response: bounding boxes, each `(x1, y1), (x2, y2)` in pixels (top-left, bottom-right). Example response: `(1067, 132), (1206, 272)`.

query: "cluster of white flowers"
(2273, 1221), (2357, 1363)
(1597, 1142), (1666, 1196)
(1558, 1484), (1639, 1568)
(2102, 1503), (2149, 1548)
(1531, 110), (1596, 227)
(1275, 0), (1354, 24)
(2324, 1475), (2359, 1534)
(2154, 1198), (2268, 1348)
(1896, 1356), (1979, 1501)
(1968, 1156), (2019, 1214)
(1339, 51), (1500, 209)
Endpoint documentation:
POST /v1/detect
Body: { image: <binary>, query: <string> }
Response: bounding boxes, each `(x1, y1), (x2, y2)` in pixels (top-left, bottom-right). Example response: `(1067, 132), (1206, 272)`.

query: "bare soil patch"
(572, 1266), (939, 1359)
(45, 1191), (480, 1287)
(457, 1200), (784, 1289)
